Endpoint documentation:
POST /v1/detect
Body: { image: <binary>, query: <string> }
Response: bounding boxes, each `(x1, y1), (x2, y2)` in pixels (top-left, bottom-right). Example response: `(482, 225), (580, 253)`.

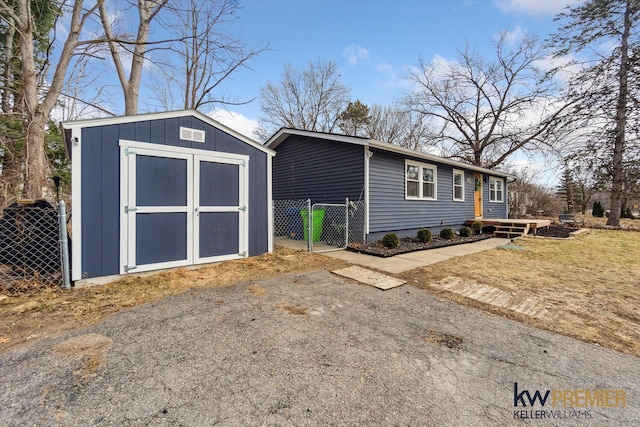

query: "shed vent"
(180, 127), (205, 143)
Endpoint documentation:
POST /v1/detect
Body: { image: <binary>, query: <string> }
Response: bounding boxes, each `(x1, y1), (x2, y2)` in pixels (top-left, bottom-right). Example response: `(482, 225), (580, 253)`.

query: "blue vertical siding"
(272, 135), (365, 203)
(80, 115), (270, 279)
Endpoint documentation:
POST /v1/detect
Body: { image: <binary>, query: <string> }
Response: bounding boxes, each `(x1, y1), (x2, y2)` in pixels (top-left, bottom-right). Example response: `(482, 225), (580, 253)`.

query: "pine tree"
(338, 100), (371, 137)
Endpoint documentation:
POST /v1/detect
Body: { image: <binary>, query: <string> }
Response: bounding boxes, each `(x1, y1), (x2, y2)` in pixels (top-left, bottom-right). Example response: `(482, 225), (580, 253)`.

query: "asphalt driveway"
(1, 270), (638, 426)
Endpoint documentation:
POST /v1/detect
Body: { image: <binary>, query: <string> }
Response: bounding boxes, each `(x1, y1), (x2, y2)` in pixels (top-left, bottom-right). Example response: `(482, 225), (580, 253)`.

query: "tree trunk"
(22, 111), (48, 199)
(17, 0), (45, 199)
(607, 0), (631, 227)
(1, 18), (14, 112)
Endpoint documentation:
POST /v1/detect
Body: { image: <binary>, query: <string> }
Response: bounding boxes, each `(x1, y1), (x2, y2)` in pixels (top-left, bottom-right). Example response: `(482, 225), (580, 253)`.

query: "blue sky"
(207, 0), (578, 139)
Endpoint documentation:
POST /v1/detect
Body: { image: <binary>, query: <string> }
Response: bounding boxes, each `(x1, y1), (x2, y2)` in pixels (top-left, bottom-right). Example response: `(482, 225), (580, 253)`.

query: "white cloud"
(207, 109), (259, 140)
(501, 25), (525, 46)
(342, 44), (370, 66)
(494, 0), (579, 16)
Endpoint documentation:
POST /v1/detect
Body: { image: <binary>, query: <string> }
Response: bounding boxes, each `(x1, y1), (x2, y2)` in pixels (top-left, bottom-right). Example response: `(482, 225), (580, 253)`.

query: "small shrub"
(417, 228), (432, 243)
(471, 220), (483, 233)
(381, 233), (400, 249)
(592, 201), (604, 217)
(459, 226), (471, 237)
(440, 227), (455, 240)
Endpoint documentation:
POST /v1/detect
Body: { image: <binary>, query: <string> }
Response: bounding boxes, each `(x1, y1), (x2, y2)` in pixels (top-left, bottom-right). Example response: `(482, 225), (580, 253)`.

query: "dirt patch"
(348, 233), (492, 257)
(0, 248), (348, 353)
(52, 333), (113, 380)
(248, 284), (267, 297)
(399, 229), (640, 358)
(276, 302), (308, 315)
(422, 330), (464, 349)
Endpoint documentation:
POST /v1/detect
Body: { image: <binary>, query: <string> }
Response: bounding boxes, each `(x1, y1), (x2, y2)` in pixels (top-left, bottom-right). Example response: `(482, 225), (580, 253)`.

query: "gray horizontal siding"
(80, 116), (269, 279)
(272, 135), (365, 203)
(369, 149), (504, 240)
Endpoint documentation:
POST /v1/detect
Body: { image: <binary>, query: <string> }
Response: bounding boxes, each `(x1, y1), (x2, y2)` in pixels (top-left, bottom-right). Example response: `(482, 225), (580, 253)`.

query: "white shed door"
(120, 143), (248, 274)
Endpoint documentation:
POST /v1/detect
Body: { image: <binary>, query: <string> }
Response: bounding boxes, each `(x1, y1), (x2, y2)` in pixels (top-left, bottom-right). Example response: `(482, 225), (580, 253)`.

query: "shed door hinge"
(124, 265), (137, 273)
(124, 147), (137, 156)
(239, 206), (246, 212)
(124, 206), (138, 213)
(239, 251), (246, 257)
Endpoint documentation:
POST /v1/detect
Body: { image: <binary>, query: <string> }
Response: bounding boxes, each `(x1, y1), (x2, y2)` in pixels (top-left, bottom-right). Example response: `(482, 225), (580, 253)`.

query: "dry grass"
(0, 248), (348, 353)
(399, 229), (640, 357)
(2, 228), (640, 359)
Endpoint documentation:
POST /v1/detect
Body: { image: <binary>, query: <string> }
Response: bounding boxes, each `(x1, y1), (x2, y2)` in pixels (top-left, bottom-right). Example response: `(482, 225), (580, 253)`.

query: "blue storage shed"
(62, 110), (274, 284)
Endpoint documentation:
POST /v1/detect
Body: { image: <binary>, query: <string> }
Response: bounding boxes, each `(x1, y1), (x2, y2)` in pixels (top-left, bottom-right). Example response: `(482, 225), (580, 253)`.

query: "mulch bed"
(534, 225), (579, 238)
(347, 233), (492, 258)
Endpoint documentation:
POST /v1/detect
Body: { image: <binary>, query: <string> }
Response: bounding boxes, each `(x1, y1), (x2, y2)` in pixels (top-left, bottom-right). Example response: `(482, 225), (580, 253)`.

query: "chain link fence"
(0, 201), (70, 294)
(273, 199), (366, 252)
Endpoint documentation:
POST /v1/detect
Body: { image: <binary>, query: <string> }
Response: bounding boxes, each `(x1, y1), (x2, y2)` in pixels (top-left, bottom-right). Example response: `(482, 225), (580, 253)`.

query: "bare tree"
(366, 104), (432, 151)
(258, 59), (351, 136)
(98, 0), (168, 115)
(550, 0), (639, 227)
(155, 0), (268, 111)
(404, 32), (567, 169)
(508, 166), (564, 218)
(0, 0), (100, 199)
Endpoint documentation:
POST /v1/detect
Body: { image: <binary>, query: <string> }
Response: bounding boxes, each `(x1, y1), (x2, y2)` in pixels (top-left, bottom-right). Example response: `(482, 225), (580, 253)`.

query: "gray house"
(266, 129), (513, 243)
(62, 110), (274, 284)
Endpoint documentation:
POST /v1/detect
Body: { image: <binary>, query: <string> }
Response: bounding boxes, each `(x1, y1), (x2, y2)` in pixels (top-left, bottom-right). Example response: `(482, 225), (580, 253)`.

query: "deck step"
(494, 224), (529, 238)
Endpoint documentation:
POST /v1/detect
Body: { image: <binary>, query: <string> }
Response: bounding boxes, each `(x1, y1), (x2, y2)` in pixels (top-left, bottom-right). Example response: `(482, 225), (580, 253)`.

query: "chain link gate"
(273, 198), (365, 252)
(309, 201), (348, 252)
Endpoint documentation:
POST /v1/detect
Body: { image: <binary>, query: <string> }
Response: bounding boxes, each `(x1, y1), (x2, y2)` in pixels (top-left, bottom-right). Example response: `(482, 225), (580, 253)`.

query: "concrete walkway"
(325, 238), (511, 274)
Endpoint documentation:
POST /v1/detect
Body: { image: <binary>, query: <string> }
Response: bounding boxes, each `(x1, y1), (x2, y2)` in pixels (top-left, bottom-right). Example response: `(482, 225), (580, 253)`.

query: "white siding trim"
(70, 129), (83, 281)
(119, 139), (249, 163)
(267, 154), (274, 252)
(364, 147), (370, 235)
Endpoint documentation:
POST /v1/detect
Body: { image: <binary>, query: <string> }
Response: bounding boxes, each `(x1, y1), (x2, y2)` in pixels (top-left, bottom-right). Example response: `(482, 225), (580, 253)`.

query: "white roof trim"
(265, 128), (369, 150)
(60, 109), (275, 156)
(368, 140), (514, 178)
(265, 128), (514, 178)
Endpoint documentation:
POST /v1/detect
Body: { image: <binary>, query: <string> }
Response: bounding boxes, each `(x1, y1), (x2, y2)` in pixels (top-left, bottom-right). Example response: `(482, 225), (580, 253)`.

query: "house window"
(489, 177), (504, 202)
(405, 160), (437, 200)
(453, 169), (464, 201)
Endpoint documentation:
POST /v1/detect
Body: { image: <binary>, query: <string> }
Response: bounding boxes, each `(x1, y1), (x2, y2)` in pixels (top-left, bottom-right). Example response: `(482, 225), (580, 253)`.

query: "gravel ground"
(1, 270), (638, 426)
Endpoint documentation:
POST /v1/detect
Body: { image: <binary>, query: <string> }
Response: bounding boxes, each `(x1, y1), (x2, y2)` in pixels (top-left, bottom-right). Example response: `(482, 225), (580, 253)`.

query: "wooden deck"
(465, 218), (551, 238)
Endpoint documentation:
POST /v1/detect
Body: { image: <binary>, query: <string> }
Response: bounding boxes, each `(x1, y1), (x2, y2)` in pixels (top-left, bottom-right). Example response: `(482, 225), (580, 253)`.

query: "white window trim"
(405, 160), (437, 200)
(453, 169), (464, 202)
(489, 176), (504, 203)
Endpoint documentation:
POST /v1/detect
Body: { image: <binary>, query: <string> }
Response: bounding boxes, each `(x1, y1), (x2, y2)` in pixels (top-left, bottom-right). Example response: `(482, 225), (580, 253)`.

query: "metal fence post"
(345, 197), (349, 247)
(307, 199), (312, 252)
(58, 201), (71, 290)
